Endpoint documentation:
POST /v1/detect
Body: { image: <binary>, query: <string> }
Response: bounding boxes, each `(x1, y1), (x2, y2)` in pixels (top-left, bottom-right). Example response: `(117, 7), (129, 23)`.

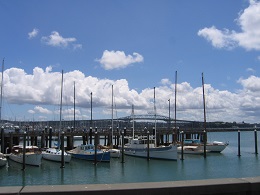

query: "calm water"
(0, 131), (259, 186)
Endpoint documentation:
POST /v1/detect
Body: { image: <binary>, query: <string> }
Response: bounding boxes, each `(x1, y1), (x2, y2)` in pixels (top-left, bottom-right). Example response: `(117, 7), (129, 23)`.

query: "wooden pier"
(1, 125), (259, 154)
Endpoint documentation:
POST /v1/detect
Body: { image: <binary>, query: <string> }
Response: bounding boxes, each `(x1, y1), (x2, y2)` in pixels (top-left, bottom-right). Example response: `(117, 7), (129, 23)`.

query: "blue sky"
(0, 0), (260, 123)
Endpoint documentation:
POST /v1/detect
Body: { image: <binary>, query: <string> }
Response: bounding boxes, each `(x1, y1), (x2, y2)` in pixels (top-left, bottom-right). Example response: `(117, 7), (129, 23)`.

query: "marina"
(0, 131), (259, 187)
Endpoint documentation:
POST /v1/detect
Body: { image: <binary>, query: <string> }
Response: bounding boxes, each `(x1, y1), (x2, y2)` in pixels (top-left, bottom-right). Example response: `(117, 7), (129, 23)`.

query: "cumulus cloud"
(1, 67), (260, 123)
(28, 28), (39, 39)
(41, 31), (82, 49)
(198, 0), (260, 51)
(97, 50), (144, 70)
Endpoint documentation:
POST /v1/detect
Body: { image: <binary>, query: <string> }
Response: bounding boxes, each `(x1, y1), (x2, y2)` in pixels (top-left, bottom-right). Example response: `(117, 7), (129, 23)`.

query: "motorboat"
(177, 145), (209, 154)
(122, 136), (178, 161)
(183, 139), (228, 153)
(9, 145), (42, 166)
(108, 148), (121, 158)
(42, 148), (71, 163)
(67, 144), (110, 162)
(0, 152), (7, 167)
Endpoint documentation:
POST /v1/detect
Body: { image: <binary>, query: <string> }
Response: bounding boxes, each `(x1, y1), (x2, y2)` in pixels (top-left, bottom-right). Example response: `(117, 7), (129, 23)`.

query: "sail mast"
(174, 71), (177, 144)
(154, 87), (157, 146)
(0, 58), (4, 124)
(58, 70), (64, 149)
(111, 84), (114, 147)
(73, 81), (75, 132)
(202, 72), (207, 158)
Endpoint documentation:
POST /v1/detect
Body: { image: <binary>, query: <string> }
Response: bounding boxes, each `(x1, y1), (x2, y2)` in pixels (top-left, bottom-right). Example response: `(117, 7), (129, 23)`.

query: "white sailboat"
(42, 70), (71, 163)
(122, 87), (178, 161)
(9, 145), (42, 166)
(108, 85), (121, 158)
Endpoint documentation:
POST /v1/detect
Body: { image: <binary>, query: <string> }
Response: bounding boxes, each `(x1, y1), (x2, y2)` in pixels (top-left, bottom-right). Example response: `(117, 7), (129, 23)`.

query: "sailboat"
(182, 73), (228, 153)
(42, 70), (71, 163)
(108, 85), (121, 158)
(122, 87), (178, 161)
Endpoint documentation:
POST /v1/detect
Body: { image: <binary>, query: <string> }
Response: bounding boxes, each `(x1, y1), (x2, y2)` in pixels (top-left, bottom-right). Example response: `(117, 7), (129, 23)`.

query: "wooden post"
(49, 127), (52, 148)
(254, 128), (258, 155)
(41, 131), (45, 149)
(203, 130), (207, 158)
(22, 132), (26, 170)
(94, 131), (97, 165)
(121, 130), (125, 163)
(147, 130), (150, 161)
(89, 127), (93, 145)
(60, 132), (65, 168)
(238, 130), (241, 157)
(180, 131), (184, 160)
(1, 127), (4, 153)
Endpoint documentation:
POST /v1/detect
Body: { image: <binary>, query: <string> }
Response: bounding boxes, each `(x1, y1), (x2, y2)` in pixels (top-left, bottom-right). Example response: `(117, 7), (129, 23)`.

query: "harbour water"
(0, 131), (259, 186)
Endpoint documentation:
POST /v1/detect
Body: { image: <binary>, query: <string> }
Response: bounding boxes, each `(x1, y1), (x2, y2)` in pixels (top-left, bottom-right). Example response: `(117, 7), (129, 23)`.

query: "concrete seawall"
(0, 177), (259, 195)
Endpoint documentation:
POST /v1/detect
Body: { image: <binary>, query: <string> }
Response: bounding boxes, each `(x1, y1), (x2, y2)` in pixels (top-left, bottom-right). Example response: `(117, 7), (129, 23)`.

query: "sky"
(0, 0), (260, 124)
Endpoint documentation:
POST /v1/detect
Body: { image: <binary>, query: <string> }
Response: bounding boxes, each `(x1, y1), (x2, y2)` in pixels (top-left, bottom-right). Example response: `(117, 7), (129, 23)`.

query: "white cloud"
(2, 66), (260, 123)
(34, 106), (53, 114)
(198, 0), (260, 51)
(246, 68), (255, 73)
(98, 50), (144, 70)
(41, 31), (81, 49)
(28, 28), (39, 39)
(160, 78), (172, 85)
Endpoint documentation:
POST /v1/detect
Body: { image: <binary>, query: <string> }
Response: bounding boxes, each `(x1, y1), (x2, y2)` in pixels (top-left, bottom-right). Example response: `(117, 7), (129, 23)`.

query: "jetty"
(0, 114), (259, 154)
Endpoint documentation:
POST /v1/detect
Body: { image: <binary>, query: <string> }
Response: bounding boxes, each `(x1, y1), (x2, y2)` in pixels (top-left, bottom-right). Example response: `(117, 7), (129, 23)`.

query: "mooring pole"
(180, 131), (184, 160)
(254, 127), (258, 155)
(121, 129), (125, 163)
(60, 132), (65, 168)
(147, 129), (150, 161)
(1, 127), (4, 153)
(94, 131), (97, 165)
(22, 131), (26, 170)
(238, 130), (241, 157)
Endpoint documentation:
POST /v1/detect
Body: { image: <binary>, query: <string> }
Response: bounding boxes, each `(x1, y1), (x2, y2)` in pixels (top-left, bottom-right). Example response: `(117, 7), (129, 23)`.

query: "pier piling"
(60, 132), (65, 168)
(147, 129), (150, 161)
(238, 130), (241, 157)
(22, 132), (26, 170)
(254, 128), (258, 155)
(121, 129), (125, 163)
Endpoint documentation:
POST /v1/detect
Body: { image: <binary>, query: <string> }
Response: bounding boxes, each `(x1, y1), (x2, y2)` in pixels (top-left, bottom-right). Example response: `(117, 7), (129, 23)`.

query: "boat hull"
(124, 145), (177, 160)
(42, 149), (71, 163)
(177, 146), (206, 154)
(9, 153), (42, 166)
(0, 153), (7, 167)
(69, 152), (110, 162)
(0, 158), (7, 167)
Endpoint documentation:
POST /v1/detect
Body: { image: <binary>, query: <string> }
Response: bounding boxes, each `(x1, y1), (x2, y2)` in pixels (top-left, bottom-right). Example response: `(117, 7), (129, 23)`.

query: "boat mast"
(154, 87), (157, 146)
(111, 84), (114, 147)
(0, 58), (4, 125)
(58, 70), (64, 149)
(73, 81), (75, 132)
(174, 70), (177, 144)
(202, 72), (207, 158)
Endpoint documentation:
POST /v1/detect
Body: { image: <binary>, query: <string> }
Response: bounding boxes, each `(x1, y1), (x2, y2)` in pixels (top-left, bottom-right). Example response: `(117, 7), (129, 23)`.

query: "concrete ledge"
(0, 177), (259, 195)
